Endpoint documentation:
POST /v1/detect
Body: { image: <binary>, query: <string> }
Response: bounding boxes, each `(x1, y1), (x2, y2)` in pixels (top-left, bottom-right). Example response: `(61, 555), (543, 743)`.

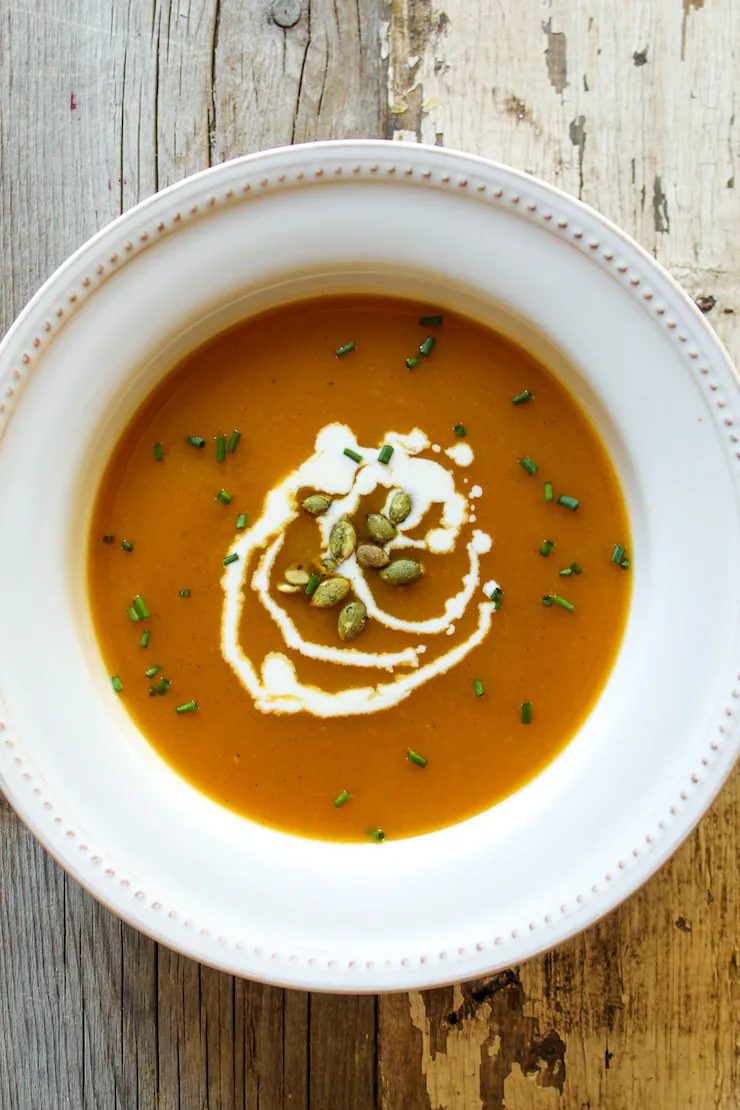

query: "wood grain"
(1, 0), (738, 1107)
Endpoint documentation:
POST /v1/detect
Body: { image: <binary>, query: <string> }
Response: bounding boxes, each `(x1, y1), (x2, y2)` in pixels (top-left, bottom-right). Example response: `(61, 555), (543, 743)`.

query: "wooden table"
(1, 2), (738, 1107)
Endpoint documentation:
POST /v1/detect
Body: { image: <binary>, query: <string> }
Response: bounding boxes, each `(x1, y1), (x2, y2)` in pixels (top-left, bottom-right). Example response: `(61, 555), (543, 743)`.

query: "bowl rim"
(1, 138), (739, 992)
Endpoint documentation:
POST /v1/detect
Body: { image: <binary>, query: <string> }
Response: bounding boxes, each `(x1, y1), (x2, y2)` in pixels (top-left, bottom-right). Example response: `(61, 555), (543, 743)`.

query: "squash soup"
(89, 296), (631, 841)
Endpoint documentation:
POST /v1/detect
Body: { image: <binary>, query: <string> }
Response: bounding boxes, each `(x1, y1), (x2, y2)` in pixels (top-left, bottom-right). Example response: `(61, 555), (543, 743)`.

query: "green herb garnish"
(512, 390), (533, 405)
(223, 552), (239, 566)
(132, 595), (150, 620)
(419, 314), (442, 327)
(156, 677), (172, 694)
(611, 544), (626, 564)
(474, 678), (485, 697)
(371, 828), (386, 842)
(378, 444), (394, 465)
(335, 342), (356, 357)
(521, 702), (532, 724)
(102, 534), (115, 544)
(236, 513), (248, 530)
(153, 443), (163, 462)
(453, 424), (466, 437)
(343, 447), (363, 464)
(539, 539), (555, 557)
(127, 606), (140, 622)
(490, 587), (503, 610)
(557, 495), (579, 511)
(179, 589), (191, 598)
(518, 456), (538, 475)
(145, 666), (160, 679)
(139, 630), (150, 648)
(334, 790), (351, 807)
(544, 481), (554, 502)
(215, 434), (227, 463)
(305, 573), (321, 597)
(228, 430), (241, 453)
(419, 336), (436, 357)
(186, 436), (205, 448)
(553, 595), (575, 612)
(176, 700), (198, 714)
(121, 540), (134, 552)
(406, 356), (421, 369)
(408, 750), (427, 767)
(216, 489), (233, 505)
(111, 676), (123, 693)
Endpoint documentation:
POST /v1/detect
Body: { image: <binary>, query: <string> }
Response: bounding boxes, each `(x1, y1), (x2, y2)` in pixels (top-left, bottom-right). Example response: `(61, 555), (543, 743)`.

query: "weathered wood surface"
(0, 1), (737, 1107)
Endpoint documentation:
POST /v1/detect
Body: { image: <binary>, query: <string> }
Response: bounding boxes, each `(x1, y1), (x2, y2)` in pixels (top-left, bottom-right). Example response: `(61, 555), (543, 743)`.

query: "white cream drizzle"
(221, 423), (498, 717)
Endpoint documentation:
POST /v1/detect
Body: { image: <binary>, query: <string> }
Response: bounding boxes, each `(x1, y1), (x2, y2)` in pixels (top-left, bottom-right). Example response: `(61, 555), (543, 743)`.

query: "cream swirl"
(221, 424), (497, 717)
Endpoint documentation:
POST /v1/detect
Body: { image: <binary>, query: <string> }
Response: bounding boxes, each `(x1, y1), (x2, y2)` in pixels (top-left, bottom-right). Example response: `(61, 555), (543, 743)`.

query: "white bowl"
(0, 140), (738, 992)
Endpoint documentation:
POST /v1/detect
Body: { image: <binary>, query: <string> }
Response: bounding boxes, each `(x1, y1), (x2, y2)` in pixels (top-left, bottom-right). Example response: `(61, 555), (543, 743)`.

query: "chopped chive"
(490, 587), (503, 610)
(512, 390), (533, 405)
(419, 314), (443, 326)
(406, 356), (421, 369)
(153, 442), (163, 462)
(179, 589), (191, 598)
(334, 790), (351, 807)
(216, 488), (233, 505)
(228, 430), (241, 453)
(111, 675), (123, 694)
(139, 630), (150, 648)
(539, 539), (555, 557)
(474, 678), (485, 698)
(408, 749), (427, 767)
(305, 573), (321, 597)
(419, 335), (436, 357)
(378, 444), (394, 465)
(157, 677), (172, 694)
(453, 423), (466, 437)
(132, 594), (150, 620)
(571, 563), (583, 575)
(148, 687), (158, 697)
(145, 666), (160, 679)
(343, 447), (363, 463)
(557, 495), (580, 511)
(553, 595), (575, 612)
(611, 544), (626, 564)
(121, 540), (134, 552)
(236, 513), (248, 530)
(215, 434), (227, 463)
(544, 481), (554, 502)
(176, 700), (198, 714)
(521, 702), (532, 724)
(102, 534), (115, 544)
(127, 606), (140, 622)
(620, 558), (630, 570)
(518, 456), (538, 475)
(186, 436), (205, 448)
(223, 552), (239, 566)
(542, 595), (554, 607)
(559, 567), (572, 576)
(335, 341), (356, 357)
(370, 828), (386, 842)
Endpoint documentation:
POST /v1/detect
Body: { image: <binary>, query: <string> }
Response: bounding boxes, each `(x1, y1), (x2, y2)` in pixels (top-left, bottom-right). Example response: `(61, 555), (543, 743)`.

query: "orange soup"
(89, 296), (631, 841)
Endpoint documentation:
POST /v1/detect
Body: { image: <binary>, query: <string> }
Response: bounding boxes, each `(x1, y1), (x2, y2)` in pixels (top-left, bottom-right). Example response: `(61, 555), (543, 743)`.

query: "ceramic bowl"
(1, 140), (738, 992)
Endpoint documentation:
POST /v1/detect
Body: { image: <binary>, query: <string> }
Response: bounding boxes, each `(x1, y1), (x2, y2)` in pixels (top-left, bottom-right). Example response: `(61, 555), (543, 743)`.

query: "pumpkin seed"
(366, 513), (396, 542)
(338, 600), (368, 642)
(302, 494), (331, 517)
(389, 491), (412, 524)
(379, 559), (423, 586)
(311, 577), (351, 608)
(314, 555), (339, 575)
(329, 519), (356, 561)
(277, 583), (300, 594)
(356, 543), (390, 569)
(284, 564), (310, 586)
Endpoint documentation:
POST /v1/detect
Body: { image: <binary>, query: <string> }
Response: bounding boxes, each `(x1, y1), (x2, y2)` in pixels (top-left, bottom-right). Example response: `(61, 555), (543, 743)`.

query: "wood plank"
(0, 0), (381, 1107)
(309, 994), (378, 1110)
(383, 0), (740, 1106)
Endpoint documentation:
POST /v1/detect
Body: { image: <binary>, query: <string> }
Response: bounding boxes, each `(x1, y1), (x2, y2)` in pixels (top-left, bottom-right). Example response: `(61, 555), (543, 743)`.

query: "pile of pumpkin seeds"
(278, 489), (424, 642)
